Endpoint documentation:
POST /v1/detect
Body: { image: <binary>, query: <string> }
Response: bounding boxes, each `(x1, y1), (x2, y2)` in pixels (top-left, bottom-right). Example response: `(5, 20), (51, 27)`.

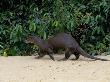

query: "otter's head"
(25, 35), (35, 44)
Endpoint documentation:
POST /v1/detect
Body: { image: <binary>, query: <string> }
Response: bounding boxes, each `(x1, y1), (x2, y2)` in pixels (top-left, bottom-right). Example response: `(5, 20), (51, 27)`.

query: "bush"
(0, 0), (110, 56)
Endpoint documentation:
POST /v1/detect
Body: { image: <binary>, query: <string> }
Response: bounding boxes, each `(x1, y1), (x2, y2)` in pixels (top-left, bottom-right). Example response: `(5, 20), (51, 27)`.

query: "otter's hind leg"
(59, 48), (71, 61)
(72, 52), (80, 60)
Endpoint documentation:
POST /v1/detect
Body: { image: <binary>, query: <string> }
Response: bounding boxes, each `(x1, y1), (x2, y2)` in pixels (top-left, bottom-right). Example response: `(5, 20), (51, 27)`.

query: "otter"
(25, 35), (55, 61)
(47, 32), (109, 61)
(25, 33), (109, 61)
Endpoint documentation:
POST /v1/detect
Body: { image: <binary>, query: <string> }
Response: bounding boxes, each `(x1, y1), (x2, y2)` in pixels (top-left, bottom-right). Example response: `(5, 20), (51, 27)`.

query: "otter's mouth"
(24, 40), (29, 43)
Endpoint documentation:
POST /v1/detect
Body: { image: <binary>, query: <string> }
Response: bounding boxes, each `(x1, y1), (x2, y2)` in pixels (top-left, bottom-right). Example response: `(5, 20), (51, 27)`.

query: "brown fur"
(25, 33), (109, 61)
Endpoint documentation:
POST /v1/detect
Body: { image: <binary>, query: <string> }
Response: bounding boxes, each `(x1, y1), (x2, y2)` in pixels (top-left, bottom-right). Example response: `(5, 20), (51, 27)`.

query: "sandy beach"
(0, 55), (110, 82)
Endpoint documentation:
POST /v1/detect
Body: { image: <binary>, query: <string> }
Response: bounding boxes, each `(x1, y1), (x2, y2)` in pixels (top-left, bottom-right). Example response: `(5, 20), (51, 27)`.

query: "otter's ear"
(27, 35), (32, 39)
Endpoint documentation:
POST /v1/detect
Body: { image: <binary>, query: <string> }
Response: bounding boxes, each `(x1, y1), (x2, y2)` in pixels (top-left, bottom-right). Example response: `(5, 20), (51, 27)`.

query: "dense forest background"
(0, 0), (110, 56)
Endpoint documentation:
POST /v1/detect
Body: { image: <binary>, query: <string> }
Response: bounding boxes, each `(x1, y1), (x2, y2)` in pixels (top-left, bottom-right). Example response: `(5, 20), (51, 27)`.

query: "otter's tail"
(76, 47), (109, 61)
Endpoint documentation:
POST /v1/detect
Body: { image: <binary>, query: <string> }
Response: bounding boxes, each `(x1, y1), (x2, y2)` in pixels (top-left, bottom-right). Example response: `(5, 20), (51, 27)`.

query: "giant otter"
(25, 33), (109, 61)
(25, 35), (54, 61)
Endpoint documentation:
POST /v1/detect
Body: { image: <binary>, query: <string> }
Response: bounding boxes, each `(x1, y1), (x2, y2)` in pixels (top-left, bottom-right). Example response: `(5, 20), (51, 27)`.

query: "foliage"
(0, 0), (110, 56)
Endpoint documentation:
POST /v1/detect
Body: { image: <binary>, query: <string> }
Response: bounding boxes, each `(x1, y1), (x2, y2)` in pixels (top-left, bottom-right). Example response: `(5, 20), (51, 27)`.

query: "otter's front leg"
(47, 48), (55, 61)
(35, 49), (45, 59)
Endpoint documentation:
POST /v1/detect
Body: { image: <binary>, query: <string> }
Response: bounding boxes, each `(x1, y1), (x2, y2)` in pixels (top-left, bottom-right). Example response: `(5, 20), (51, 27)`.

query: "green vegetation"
(0, 0), (110, 56)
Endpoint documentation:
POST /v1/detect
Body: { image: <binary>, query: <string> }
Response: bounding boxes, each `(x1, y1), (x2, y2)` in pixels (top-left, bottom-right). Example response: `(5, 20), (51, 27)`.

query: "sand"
(0, 55), (110, 82)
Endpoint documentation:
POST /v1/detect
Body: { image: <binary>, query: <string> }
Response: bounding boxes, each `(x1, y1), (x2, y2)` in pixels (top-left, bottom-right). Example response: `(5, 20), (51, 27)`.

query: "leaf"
(43, 31), (47, 40)
(52, 20), (59, 27)
(0, 45), (3, 49)
(100, 27), (105, 36)
(29, 21), (36, 32)
(3, 51), (8, 57)
(9, 47), (18, 56)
